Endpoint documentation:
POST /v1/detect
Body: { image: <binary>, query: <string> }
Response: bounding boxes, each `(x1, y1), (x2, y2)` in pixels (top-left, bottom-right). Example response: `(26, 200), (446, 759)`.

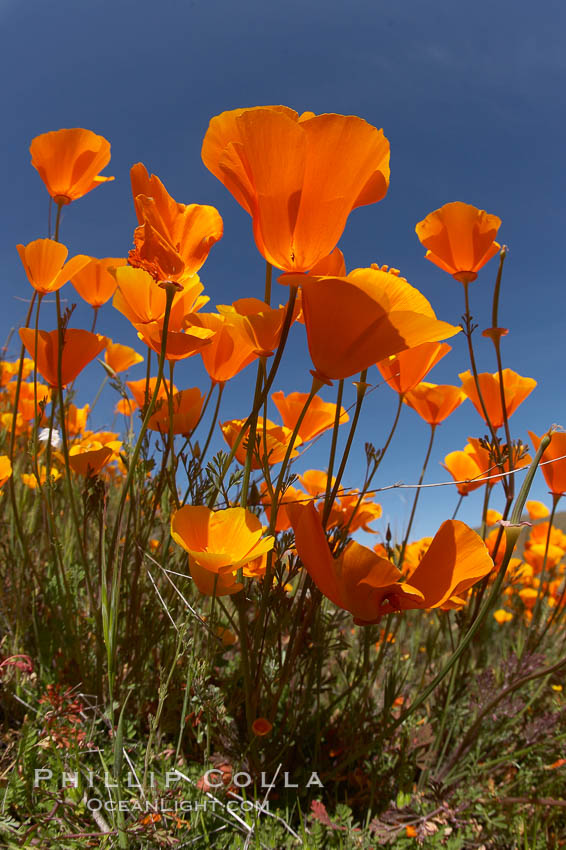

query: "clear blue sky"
(2, 0), (565, 538)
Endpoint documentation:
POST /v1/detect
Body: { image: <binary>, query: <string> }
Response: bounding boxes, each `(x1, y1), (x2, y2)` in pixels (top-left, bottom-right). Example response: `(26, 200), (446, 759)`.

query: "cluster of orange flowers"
(2, 106), (565, 630)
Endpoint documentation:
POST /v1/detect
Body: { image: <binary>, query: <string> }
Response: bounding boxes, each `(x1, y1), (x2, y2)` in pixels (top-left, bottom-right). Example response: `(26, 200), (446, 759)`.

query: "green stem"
(398, 423), (437, 569)
(323, 370), (368, 527)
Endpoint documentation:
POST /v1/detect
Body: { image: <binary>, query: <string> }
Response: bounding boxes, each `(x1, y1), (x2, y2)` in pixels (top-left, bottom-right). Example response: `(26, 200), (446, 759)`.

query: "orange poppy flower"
(115, 397), (138, 417)
(112, 266), (208, 327)
(377, 341), (452, 395)
(104, 342), (144, 374)
(147, 388), (204, 434)
(129, 163), (223, 282)
(298, 469), (334, 499)
(526, 500), (550, 521)
(220, 418), (301, 467)
(17, 239), (90, 295)
(71, 258), (127, 308)
(126, 376), (177, 409)
(217, 297), (298, 357)
(68, 442), (113, 477)
(403, 382), (466, 425)
(135, 320), (214, 363)
(66, 403), (90, 436)
(0, 358), (34, 387)
(281, 266), (460, 382)
(21, 466), (62, 489)
(326, 490), (382, 533)
(30, 128), (114, 204)
(202, 106), (390, 271)
(287, 501), (493, 622)
(460, 369), (537, 429)
(188, 312), (258, 384)
(0, 456), (12, 488)
(415, 202), (502, 283)
(528, 431), (566, 496)
(448, 435), (482, 490)
(5, 380), (51, 421)
(261, 482), (307, 532)
(18, 328), (107, 388)
(287, 500), (423, 625)
(170, 505), (274, 574)
(271, 390), (349, 443)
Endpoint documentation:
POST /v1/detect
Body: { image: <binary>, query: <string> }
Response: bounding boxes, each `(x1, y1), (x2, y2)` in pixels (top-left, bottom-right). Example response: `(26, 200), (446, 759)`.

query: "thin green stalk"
(323, 369), (368, 527)
(398, 424), (437, 569)
(323, 379), (344, 510)
(207, 286), (298, 509)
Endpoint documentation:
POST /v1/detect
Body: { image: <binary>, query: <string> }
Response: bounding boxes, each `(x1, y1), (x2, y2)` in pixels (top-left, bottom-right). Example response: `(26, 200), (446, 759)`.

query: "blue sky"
(2, 0), (565, 538)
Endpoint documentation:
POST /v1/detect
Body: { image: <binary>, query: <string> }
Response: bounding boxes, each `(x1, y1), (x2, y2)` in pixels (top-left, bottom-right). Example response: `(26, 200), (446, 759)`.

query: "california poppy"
(281, 266), (460, 382)
(415, 202), (501, 283)
(170, 505), (274, 573)
(104, 342), (144, 374)
(71, 258), (127, 308)
(324, 490), (383, 533)
(0, 456), (12, 488)
(112, 266), (208, 328)
(377, 341), (452, 395)
(147, 388), (204, 434)
(0, 358), (34, 387)
(460, 369), (537, 429)
(5, 379), (51, 421)
(126, 376), (177, 409)
(287, 500), (423, 624)
(220, 418), (301, 467)
(528, 431), (566, 496)
(66, 403), (90, 436)
(442, 440), (491, 495)
(68, 442), (113, 477)
(19, 328), (107, 388)
(288, 501), (493, 623)
(188, 312), (258, 384)
(217, 297), (298, 357)
(403, 382), (466, 425)
(30, 128), (114, 204)
(134, 320), (214, 362)
(261, 482), (307, 532)
(526, 500), (550, 521)
(129, 163), (223, 282)
(17, 239), (90, 295)
(21, 466), (62, 489)
(271, 390), (349, 443)
(280, 268), (460, 382)
(202, 106), (390, 272)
